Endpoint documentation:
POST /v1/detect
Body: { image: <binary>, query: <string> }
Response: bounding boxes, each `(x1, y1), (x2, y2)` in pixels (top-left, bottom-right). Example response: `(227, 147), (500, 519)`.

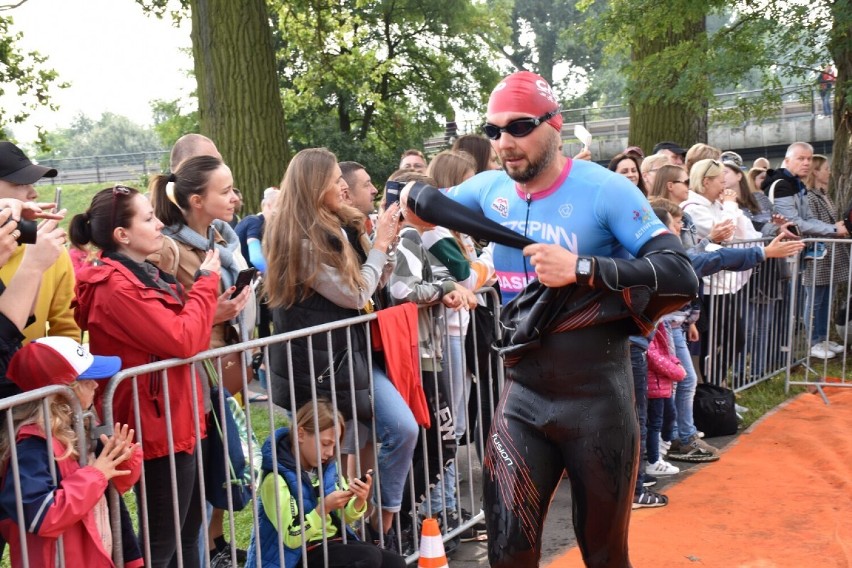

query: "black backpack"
(693, 383), (739, 438)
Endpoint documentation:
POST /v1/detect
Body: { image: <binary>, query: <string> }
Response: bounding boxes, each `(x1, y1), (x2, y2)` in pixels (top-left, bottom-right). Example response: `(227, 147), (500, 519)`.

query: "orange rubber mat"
(545, 387), (852, 567)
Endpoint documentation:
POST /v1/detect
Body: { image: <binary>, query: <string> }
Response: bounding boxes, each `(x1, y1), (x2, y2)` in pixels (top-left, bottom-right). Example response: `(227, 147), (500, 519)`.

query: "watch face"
(578, 258), (592, 274)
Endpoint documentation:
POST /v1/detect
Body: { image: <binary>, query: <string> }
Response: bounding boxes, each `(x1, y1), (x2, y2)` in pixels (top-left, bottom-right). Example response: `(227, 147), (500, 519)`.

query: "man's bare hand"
(524, 243), (577, 287)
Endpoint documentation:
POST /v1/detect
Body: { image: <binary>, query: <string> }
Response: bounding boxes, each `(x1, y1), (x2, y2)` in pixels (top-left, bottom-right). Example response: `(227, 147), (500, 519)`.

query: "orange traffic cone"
(418, 517), (449, 568)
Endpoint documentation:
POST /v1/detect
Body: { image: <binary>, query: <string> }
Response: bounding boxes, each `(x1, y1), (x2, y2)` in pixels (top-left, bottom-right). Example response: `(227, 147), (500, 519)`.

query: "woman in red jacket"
(70, 185), (220, 568)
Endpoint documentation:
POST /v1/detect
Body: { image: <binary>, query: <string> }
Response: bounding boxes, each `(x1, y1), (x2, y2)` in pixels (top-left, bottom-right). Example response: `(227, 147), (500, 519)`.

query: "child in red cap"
(0, 336), (143, 568)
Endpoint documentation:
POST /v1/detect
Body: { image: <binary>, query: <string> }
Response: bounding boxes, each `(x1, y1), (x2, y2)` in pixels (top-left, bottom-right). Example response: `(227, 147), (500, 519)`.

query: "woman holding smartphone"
(264, 147), (418, 551)
(148, 155), (255, 563)
(71, 185), (221, 567)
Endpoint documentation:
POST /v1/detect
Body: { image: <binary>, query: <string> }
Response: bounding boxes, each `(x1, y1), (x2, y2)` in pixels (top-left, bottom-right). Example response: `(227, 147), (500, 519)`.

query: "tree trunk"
(628, 16), (708, 153)
(191, 0), (290, 213)
(830, 1), (852, 212)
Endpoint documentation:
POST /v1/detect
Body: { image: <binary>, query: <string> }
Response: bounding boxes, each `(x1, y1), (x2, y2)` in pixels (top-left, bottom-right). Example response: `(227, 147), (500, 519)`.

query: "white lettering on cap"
(535, 79), (558, 105)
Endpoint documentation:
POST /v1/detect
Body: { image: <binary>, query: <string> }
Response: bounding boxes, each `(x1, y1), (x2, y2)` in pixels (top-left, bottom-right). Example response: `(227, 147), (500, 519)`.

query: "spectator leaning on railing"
(761, 142), (849, 359)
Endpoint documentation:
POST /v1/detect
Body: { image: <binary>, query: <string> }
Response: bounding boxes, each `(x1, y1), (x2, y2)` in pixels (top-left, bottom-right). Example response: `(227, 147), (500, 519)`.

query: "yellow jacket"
(0, 246), (80, 344)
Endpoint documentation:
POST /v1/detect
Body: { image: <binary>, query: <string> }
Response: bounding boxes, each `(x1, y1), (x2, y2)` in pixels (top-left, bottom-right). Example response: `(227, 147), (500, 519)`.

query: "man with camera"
(0, 141), (78, 356)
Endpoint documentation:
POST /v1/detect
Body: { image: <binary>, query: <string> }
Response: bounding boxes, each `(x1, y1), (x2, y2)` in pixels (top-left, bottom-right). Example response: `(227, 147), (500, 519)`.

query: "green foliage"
(151, 97), (200, 154)
(274, 0), (505, 173)
(584, 0), (833, 124)
(31, 112), (163, 161)
(0, 14), (69, 149)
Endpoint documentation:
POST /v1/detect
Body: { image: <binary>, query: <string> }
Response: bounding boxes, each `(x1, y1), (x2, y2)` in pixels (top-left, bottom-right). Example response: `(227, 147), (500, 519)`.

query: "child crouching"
(248, 399), (405, 568)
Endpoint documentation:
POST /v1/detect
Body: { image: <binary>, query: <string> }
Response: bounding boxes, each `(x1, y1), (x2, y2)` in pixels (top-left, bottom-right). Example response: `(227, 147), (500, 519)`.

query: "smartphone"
(384, 180), (403, 207)
(53, 187), (62, 213)
(207, 225), (216, 250)
(358, 469), (374, 483)
(230, 267), (257, 299)
(788, 224), (801, 237)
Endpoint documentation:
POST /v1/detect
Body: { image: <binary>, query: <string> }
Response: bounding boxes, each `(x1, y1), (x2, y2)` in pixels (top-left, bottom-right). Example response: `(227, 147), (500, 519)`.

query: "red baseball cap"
(7, 337), (122, 392)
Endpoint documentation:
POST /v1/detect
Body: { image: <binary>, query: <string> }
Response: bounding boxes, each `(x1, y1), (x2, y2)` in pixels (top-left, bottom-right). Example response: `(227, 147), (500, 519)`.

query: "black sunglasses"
(482, 109), (560, 140)
(111, 184), (133, 229)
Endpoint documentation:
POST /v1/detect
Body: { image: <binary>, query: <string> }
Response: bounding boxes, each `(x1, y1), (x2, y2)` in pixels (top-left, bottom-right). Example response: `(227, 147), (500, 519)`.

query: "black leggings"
(141, 443), (205, 568)
(305, 539), (406, 568)
(483, 324), (637, 568)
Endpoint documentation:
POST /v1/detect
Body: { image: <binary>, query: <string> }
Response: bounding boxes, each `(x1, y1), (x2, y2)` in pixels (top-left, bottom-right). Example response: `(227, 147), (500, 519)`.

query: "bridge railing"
(433, 83), (827, 150)
(35, 150), (169, 185)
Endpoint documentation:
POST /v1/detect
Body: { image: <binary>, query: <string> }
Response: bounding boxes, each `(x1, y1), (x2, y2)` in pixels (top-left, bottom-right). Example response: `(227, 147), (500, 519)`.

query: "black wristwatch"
(193, 269), (212, 281)
(576, 256), (595, 287)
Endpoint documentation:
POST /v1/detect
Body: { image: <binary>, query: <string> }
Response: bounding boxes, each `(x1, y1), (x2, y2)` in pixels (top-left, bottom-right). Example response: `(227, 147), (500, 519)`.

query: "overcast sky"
(6, 0), (194, 145)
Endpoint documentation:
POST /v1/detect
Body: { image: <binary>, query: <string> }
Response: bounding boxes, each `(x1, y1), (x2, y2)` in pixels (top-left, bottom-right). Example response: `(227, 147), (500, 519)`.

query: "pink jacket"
(647, 323), (685, 399)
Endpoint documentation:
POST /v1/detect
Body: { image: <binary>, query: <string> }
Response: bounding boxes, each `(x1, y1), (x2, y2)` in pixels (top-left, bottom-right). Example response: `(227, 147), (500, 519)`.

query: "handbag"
(203, 360), (253, 510)
(692, 383), (738, 438)
(220, 324), (253, 396)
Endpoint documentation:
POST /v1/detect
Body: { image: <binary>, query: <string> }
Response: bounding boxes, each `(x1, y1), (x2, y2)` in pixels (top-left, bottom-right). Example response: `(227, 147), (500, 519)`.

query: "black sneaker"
(461, 508), (487, 531)
(436, 512), (461, 555)
(643, 474), (658, 488)
(632, 489), (668, 509)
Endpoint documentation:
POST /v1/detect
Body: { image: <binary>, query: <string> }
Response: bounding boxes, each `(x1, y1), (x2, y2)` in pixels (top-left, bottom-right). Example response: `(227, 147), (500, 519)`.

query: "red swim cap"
(487, 71), (563, 132)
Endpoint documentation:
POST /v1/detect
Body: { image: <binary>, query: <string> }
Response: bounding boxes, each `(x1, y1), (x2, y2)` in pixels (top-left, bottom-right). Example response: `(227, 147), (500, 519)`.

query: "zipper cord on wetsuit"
(523, 192), (532, 284)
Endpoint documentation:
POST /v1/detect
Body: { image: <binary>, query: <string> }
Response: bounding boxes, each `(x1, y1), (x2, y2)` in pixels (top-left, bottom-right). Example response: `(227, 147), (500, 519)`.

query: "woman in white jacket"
(680, 159), (762, 385)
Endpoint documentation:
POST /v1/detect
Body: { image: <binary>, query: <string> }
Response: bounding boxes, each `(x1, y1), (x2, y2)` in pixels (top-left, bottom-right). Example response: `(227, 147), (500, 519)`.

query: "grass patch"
(35, 179), (142, 230)
(733, 357), (851, 429)
(735, 374), (805, 429)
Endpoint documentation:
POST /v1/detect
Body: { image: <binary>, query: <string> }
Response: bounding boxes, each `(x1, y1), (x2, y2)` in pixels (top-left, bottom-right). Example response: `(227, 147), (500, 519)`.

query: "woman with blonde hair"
(427, 150), (477, 188)
(640, 154), (670, 190)
(802, 154), (849, 358)
(681, 158), (761, 389)
(684, 143), (721, 174)
(263, 147), (418, 550)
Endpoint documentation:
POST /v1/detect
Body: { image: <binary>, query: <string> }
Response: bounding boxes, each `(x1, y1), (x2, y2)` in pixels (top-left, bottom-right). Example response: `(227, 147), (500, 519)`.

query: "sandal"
(632, 489), (668, 509)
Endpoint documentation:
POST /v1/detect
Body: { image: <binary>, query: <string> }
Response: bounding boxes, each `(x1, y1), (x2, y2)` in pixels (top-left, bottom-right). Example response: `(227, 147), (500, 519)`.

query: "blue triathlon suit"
(446, 158), (667, 303)
(445, 158), (667, 568)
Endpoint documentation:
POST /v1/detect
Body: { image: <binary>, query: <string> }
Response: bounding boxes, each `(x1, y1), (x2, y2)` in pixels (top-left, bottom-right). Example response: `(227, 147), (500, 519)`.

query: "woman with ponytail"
(148, 156), (253, 352)
(71, 186), (221, 567)
(148, 155), (257, 561)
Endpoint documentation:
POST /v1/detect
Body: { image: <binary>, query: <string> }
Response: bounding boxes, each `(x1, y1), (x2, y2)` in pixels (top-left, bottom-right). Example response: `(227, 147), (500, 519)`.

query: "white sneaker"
(659, 436), (671, 456)
(826, 340), (845, 354)
(810, 341), (837, 359)
(645, 459), (680, 476)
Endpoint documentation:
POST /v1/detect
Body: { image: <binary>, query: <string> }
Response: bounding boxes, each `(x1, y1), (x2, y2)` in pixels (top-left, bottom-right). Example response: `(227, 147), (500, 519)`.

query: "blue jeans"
(630, 343), (647, 496)
(820, 87), (832, 116)
(745, 300), (773, 377)
(646, 397), (675, 464)
(428, 335), (469, 514)
(805, 285), (831, 343)
(671, 325), (698, 444)
(371, 367), (419, 512)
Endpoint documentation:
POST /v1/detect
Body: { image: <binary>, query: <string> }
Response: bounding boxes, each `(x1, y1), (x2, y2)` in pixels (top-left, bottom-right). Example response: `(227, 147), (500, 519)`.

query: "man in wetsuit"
(406, 72), (698, 567)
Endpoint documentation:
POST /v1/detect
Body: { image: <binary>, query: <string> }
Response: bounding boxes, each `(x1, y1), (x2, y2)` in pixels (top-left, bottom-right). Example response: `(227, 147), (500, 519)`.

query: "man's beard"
(502, 135), (558, 184)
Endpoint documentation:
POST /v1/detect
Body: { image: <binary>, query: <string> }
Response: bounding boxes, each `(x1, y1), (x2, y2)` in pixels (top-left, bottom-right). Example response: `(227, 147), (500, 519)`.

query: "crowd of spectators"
(0, 122), (845, 567)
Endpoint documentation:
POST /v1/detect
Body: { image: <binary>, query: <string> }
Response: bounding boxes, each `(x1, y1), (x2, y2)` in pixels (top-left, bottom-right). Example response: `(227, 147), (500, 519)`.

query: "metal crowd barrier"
(783, 237), (852, 402)
(91, 287), (503, 567)
(0, 385), (89, 568)
(702, 236), (852, 400)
